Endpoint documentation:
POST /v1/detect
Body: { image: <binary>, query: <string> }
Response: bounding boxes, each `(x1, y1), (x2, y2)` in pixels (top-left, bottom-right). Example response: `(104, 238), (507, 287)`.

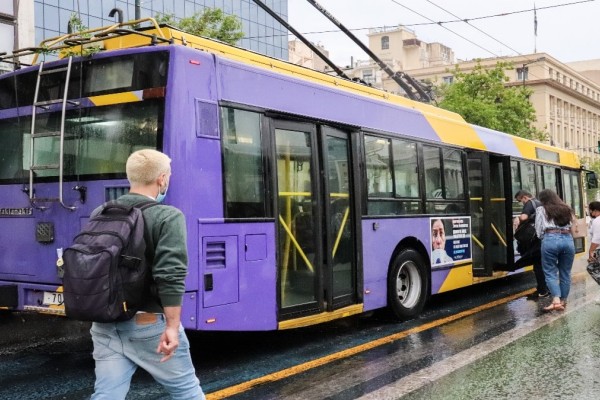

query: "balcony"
(403, 39), (422, 47)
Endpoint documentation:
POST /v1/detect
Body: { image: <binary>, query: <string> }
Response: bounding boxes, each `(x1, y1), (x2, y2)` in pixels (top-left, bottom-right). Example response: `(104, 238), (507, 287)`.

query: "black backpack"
(515, 199), (542, 255)
(62, 200), (158, 322)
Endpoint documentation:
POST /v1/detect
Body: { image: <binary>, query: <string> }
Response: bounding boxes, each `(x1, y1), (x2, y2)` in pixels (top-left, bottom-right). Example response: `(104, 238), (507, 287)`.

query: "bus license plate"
(43, 291), (64, 306)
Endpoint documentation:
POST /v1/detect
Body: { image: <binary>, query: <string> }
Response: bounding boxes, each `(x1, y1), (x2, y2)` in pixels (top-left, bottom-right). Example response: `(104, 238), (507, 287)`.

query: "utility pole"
(135, 0), (141, 20)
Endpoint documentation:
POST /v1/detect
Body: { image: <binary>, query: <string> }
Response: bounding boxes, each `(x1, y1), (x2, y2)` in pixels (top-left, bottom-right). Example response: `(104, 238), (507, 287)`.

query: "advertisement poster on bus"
(430, 216), (472, 267)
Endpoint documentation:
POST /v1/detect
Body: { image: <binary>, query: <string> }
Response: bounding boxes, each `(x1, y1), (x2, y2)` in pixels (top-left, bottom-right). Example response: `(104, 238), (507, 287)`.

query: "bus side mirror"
(586, 171), (598, 189)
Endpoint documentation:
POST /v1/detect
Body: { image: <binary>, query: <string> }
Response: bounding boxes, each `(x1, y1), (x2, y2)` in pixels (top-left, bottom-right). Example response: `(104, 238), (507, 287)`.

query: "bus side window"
(221, 107), (267, 219)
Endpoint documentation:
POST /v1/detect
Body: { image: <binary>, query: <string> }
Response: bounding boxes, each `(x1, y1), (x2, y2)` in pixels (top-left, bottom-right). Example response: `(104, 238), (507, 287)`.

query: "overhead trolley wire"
(388, 0), (500, 58)
(425, 0), (522, 56)
(295, 0), (596, 35)
(421, 0), (546, 81)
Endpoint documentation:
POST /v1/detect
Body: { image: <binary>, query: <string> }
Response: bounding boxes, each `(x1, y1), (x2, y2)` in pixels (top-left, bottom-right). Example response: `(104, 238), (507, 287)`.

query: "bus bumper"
(0, 282), (65, 316)
(0, 284), (18, 309)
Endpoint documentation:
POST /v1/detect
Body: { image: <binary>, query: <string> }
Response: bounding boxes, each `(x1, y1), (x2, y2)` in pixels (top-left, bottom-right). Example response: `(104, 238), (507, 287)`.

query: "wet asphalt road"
(1, 258), (597, 399)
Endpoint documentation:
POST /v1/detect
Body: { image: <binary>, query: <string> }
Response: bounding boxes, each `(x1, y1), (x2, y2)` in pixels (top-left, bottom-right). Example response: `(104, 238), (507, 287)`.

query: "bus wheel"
(387, 249), (429, 320)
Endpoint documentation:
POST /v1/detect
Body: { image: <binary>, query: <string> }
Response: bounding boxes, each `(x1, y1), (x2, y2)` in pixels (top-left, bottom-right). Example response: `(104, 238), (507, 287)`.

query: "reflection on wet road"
(1, 258), (598, 399)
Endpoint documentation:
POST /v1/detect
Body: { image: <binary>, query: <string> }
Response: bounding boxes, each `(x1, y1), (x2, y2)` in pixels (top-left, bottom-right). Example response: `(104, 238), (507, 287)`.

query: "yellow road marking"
(207, 287), (536, 399)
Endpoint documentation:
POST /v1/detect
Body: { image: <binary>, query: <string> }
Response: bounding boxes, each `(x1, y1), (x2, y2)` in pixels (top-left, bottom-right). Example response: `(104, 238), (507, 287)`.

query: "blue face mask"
(156, 183), (168, 203)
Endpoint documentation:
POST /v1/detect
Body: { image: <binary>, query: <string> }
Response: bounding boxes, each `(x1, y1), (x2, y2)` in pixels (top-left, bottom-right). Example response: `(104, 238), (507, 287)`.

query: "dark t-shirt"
(522, 198), (541, 220)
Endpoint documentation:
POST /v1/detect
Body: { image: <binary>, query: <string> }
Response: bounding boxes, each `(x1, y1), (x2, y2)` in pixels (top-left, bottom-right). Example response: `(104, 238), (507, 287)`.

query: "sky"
(287, 0), (599, 67)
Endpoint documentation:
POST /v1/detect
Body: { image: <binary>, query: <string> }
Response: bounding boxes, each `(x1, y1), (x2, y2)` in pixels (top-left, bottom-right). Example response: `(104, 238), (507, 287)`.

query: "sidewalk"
(365, 258), (600, 400)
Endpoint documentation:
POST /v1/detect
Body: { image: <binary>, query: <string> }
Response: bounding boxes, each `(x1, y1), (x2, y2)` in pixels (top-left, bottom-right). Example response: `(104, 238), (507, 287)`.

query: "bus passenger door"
(272, 120), (357, 320)
(467, 152), (511, 276)
(321, 126), (356, 310)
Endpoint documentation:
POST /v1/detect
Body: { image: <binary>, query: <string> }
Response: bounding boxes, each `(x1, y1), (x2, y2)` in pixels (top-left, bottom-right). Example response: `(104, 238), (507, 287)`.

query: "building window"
(362, 69), (374, 85)
(517, 67), (528, 81)
(381, 36), (389, 50)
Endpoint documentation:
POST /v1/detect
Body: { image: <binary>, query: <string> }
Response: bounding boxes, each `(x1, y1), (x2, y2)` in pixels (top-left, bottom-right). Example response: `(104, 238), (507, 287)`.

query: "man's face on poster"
(432, 220), (446, 250)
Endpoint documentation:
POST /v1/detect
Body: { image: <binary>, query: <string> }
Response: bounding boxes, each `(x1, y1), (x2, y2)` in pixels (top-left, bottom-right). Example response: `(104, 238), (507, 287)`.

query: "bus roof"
(3, 18), (579, 169)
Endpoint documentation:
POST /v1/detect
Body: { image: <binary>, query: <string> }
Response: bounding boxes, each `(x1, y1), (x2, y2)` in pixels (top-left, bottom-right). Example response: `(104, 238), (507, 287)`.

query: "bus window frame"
(510, 158), (565, 215)
(219, 104), (273, 221)
(362, 131), (468, 217)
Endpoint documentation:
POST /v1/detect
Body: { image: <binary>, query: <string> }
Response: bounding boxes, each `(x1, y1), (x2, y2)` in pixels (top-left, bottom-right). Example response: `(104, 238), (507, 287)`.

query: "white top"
(535, 206), (572, 239)
(590, 216), (600, 244)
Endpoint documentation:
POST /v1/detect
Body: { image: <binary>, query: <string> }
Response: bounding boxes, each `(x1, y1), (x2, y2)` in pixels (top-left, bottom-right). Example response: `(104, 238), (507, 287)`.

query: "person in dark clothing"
(514, 189), (549, 299)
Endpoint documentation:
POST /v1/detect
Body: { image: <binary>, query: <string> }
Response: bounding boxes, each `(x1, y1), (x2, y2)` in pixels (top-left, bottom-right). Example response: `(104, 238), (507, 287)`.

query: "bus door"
(273, 120), (357, 319)
(467, 151), (511, 276)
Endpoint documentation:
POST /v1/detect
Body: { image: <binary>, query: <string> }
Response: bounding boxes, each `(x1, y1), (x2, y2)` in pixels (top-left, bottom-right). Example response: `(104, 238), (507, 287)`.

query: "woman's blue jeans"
(541, 233), (575, 300)
(90, 314), (205, 400)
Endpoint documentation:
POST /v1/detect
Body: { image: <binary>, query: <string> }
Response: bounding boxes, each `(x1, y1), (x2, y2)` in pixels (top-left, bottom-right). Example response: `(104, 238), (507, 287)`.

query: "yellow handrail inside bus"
(471, 234), (484, 249)
(278, 215), (314, 273)
(332, 207), (350, 258)
(278, 190), (350, 261)
(490, 223), (507, 247)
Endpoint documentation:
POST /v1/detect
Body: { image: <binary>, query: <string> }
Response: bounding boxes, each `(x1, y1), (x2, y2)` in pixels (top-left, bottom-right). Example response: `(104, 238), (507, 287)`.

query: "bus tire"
(387, 249), (429, 320)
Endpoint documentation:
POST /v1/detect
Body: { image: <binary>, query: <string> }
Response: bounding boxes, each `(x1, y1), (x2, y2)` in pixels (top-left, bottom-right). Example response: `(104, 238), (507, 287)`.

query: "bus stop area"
(1, 257), (600, 400)
(217, 256), (600, 400)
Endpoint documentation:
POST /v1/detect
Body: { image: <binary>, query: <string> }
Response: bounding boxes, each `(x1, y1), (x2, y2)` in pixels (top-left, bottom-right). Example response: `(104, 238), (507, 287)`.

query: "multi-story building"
(1, 1), (35, 74)
(407, 54), (600, 163)
(367, 25), (454, 70)
(4, 0), (288, 65)
(287, 22), (600, 163)
(288, 39), (329, 72)
(342, 25), (455, 95)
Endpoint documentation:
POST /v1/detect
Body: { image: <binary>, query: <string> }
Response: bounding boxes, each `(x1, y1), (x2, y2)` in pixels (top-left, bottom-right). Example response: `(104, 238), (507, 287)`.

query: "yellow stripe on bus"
(89, 91), (142, 106)
(511, 135), (580, 168)
(424, 114), (486, 150)
(207, 288), (536, 400)
(437, 264), (475, 292)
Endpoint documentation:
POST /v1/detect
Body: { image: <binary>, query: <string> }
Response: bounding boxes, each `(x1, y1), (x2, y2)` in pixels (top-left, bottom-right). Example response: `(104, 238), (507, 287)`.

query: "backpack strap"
(134, 200), (160, 211)
(526, 199), (541, 222)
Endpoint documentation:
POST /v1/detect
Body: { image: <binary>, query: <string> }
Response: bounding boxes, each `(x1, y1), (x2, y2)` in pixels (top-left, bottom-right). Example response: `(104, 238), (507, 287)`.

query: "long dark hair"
(538, 189), (573, 226)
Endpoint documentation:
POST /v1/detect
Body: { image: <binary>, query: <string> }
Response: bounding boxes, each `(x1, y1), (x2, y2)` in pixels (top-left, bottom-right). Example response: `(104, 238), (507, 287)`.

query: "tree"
(582, 156), (600, 175)
(436, 61), (546, 141)
(155, 8), (244, 45)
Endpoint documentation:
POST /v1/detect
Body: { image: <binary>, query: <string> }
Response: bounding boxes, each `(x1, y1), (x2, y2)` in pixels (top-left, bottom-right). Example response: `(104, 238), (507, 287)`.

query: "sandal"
(543, 302), (565, 312)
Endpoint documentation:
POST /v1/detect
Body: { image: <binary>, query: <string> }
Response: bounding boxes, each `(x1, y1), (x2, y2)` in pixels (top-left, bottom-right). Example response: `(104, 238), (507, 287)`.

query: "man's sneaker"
(526, 291), (550, 300)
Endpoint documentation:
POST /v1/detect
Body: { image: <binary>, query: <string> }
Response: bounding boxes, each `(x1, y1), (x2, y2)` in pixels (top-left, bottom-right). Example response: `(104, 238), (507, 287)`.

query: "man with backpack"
(87, 149), (205, 399)
(515, 189), (549, 300)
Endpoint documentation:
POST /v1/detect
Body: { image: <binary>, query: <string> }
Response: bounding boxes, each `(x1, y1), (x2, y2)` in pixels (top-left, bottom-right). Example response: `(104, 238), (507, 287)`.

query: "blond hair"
(126, 149), (171, 185)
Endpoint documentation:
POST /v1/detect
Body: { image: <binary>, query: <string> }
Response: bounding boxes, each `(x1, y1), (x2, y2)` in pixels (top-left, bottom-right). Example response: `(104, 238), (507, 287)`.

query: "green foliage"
(35, 14), (101, 57)
(61, 13), (102, 57)
(155, 8), (244, 45)
(582, 157), (600, 175)
(437, 61), (546, 141)
(68, 13), (88, 34)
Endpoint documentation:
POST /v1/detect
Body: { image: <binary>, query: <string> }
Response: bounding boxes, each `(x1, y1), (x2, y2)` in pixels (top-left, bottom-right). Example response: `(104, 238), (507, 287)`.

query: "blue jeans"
(541, 233), (575, 300)
(90, 314), (205, 400)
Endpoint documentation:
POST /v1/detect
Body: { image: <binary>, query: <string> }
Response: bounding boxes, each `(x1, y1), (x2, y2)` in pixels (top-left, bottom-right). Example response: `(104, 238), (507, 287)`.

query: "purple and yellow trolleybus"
(0, 19), (589, 331)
